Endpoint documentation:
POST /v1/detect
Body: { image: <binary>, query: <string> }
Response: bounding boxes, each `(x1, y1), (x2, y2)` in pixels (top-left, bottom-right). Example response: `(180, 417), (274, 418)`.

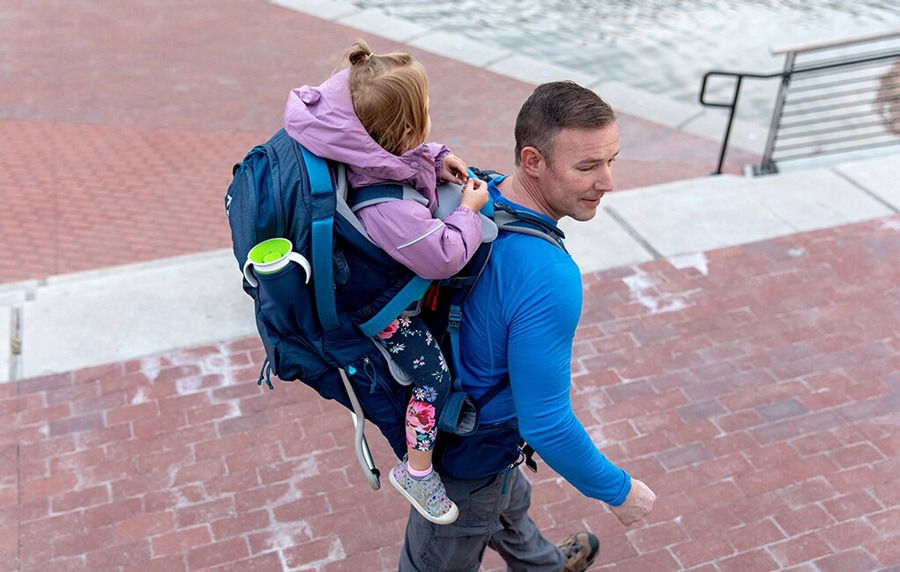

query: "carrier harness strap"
(473, 373), (510, 409)
(357, 275), (433, 338)
(447, 305), (464, 392)
(446, 300), (512, 400)
(347, 183), (427, 212)
(346, 182), (434, 338)
(299, 144), (340, 331)
(492, 202), (568, 253)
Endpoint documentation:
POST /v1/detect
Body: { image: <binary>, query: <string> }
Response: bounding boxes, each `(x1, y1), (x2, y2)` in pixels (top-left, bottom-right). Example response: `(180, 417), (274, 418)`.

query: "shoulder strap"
(339, 181), (434, 337)
(291, 148), (433, 337)
(296, 143), (341, 331)
(492, 202), (568, 253)
(469, 166), (568, 252)
(347, 183), (428, 212)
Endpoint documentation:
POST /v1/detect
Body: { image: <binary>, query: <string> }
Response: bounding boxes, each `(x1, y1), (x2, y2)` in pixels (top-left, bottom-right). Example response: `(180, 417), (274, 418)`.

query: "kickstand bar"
(338, 367), (381, 490)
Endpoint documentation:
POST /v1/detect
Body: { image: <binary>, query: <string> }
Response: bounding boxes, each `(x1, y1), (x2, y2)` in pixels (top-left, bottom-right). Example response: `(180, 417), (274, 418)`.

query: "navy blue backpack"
(225, 129), (564, 487)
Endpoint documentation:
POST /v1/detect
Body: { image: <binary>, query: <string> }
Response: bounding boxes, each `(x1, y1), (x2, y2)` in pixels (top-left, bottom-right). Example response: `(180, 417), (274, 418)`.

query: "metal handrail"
(699, 70), (778, 174)
(770, 27), (900, 55)
(699, 49), (899, 175)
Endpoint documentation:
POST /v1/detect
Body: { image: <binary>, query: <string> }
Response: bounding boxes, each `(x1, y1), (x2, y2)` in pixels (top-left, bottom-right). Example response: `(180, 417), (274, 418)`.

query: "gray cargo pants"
(399, 467), (565, 571)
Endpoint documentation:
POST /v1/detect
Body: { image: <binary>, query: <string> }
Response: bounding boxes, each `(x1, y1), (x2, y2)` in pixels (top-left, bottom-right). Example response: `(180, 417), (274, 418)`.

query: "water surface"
(355, 0), (900, 123)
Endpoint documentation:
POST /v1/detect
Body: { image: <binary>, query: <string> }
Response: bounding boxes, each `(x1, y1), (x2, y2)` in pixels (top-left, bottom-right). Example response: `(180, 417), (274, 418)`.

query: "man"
(399, 81), (656, 571)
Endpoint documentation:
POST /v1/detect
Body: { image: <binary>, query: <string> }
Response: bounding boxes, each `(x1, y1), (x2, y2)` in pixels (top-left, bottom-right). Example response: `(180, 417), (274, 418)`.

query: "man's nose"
(594, 167), (614, 192)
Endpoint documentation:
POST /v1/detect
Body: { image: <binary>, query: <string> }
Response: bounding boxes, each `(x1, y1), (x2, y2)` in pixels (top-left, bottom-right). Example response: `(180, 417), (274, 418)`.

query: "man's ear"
(520, 146), (543, 177)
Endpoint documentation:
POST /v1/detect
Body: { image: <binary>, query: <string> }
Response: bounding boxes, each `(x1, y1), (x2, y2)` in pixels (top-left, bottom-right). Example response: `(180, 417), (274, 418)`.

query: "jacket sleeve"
(427, 142), (452, 187)
(356, 199), (483, 280)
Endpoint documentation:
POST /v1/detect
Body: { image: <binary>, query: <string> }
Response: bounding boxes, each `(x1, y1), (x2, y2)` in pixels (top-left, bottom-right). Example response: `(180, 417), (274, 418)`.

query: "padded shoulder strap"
(298, 143), (341, 331)
(347, 183), (427, 212)
(470, 167), (566, 252)
(493, 202), (568, 253)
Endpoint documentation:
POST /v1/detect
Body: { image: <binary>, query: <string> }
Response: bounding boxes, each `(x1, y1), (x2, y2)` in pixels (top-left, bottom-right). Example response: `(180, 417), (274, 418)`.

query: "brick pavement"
(2, 215), (898, 571)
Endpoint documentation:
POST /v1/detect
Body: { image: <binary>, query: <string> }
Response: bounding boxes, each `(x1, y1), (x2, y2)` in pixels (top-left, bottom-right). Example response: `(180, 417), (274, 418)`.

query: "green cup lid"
(249, 238), (292, 264)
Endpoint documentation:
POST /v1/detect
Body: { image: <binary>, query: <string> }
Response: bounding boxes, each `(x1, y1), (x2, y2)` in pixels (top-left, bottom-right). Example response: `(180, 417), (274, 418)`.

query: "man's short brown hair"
(514, 81), (616, 165)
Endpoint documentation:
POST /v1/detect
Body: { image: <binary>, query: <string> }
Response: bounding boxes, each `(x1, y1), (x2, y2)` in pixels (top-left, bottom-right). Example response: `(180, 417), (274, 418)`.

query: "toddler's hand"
(441, 154), (468, 185)
(459, 178), (489, 213)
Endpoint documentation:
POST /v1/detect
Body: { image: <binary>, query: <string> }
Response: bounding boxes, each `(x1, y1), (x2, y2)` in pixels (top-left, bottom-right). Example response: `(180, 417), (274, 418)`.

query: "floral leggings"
(376, 315), (451, 452)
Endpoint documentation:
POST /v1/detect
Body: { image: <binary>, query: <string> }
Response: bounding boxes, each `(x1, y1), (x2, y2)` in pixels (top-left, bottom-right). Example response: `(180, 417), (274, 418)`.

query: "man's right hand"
(609, 478), (656, 527)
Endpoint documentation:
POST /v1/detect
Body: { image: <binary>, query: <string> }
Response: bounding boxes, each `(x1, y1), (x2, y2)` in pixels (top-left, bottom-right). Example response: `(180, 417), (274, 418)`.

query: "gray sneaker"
(389, 461), (459, 525)
(558, 531), (600, 572)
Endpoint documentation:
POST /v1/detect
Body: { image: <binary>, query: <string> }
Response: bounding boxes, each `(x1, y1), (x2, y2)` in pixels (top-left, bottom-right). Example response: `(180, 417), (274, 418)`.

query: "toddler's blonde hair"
(344, 39), (430, 156)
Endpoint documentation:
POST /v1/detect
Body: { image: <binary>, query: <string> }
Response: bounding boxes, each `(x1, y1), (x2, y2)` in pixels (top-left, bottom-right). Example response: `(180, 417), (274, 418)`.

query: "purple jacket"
(284, 68), (483, 280)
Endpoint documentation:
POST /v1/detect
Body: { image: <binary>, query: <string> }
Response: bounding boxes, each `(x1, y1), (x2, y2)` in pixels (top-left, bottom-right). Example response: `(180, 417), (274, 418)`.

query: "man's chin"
(572, 206), (600, 222)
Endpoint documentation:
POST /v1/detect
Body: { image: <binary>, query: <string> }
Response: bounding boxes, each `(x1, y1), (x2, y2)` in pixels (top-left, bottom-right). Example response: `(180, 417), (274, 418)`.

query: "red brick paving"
(2, 216), (898, 571)
(4, 1), (898, 571)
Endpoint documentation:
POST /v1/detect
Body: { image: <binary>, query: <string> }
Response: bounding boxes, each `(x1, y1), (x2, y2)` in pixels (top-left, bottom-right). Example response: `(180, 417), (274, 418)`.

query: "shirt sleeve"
(506, 253), (632, 505)
(356, 200), (483, 280)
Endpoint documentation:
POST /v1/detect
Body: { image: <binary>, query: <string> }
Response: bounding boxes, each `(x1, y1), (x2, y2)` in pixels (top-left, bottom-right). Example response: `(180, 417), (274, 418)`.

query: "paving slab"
(4, 215), (898, 572)
(559, 210), (656, 274)
(487, 54), (599, 88)
(271, 0), (358, 20)
(751, 167), (897, 228)
(20, 251), (255, 379)
(604, 158), (897, 258)
(835, 152), (900, 210)
(603, 176), (789, 258)
(8, 150), (898, 379)
(408, 30), (511, 68)
(335, 8), (431, 44)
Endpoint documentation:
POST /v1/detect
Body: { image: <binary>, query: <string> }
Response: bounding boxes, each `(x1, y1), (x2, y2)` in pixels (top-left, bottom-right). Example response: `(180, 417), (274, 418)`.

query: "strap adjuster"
(448, 307), (462, 328)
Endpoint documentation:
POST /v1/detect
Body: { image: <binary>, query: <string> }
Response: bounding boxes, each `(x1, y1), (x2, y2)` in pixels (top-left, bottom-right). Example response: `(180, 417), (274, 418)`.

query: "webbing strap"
(475, 373), (511, 409)
(447, 301), (510, 406)
(357, 276), (433, 338)
(447, 304), (464, 392)
(299, 144), (339, 331)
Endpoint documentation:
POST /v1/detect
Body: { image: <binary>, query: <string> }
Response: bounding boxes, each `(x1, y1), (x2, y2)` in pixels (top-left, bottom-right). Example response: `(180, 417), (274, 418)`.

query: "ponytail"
(346, 39), (373, 66)
(342, 39), (430, 156)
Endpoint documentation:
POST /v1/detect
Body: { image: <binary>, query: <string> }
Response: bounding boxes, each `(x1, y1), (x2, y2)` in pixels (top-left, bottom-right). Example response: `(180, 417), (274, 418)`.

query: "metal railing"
(699, 28), (900, 175)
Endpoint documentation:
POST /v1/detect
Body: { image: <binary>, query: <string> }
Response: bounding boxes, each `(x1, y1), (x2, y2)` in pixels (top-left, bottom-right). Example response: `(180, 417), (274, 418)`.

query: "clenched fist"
(609, 478), (656, 527)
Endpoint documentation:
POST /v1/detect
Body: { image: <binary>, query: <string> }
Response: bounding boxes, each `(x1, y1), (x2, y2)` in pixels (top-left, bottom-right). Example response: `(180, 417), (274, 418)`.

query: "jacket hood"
(283, 68), (438, 206)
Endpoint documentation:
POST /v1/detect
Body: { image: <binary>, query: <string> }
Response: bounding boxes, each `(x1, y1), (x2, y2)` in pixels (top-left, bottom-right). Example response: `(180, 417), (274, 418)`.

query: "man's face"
(536, 123), (619, 222)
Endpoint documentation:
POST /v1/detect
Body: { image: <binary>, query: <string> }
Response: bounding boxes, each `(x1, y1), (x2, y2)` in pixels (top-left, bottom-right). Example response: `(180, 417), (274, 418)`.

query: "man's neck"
(498, 172), (555, 220)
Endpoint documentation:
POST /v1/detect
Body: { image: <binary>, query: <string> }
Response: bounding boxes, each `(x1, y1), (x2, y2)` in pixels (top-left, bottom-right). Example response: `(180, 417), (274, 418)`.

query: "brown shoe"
(558, 531), (600, 572)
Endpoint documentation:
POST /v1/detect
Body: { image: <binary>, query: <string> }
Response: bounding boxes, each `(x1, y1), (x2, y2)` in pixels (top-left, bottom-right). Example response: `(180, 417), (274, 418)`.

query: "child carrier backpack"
(224, 129), (565, 487)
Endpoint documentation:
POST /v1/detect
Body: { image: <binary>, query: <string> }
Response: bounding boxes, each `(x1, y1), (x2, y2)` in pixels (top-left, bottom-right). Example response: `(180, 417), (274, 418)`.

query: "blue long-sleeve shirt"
(458, 182), (631, 505)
